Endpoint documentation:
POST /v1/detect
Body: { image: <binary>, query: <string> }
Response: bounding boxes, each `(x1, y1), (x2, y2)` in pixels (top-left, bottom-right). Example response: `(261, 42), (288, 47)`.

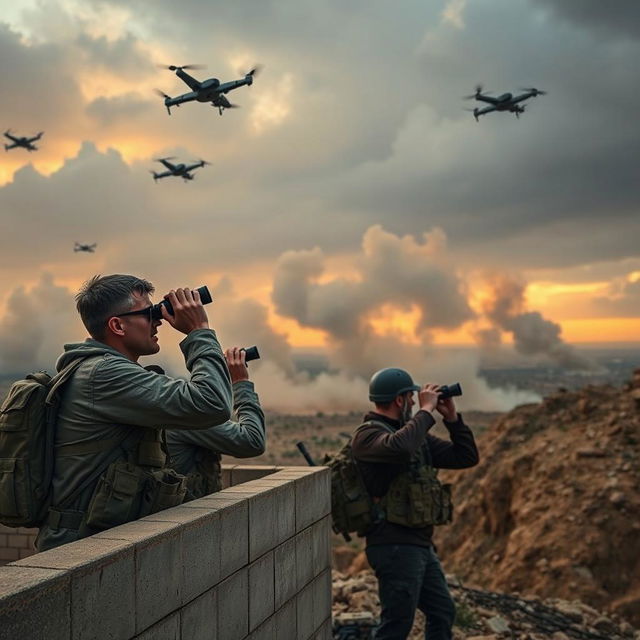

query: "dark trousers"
(366, 544), (455, 640)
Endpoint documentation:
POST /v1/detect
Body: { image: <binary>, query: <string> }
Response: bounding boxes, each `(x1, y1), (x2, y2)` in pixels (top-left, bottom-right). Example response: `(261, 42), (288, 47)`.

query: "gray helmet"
(369, 367), (420, 402)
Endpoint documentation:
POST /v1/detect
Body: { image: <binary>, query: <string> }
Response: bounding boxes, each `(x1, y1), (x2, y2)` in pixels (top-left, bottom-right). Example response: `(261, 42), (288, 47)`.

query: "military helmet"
(368, 367), (420, 402)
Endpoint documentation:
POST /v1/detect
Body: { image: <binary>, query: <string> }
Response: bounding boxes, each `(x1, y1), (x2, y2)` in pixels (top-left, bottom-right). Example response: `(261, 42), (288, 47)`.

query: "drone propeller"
(160, 64), (206, 72)
(244, 64), (263, 77)
(519, 87), (547, 95)
(463, 84), (486, 99)
(153, 89), (172, 100)
(154, 156), (176, 162)
(199, 159), (211, 166)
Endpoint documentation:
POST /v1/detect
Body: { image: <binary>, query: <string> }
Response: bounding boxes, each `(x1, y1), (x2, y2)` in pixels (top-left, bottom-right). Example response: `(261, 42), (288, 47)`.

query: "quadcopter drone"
(74, 242), (97, 253)
(4, 130), (44, 151)
(155, 64), (262, 115)
(151, 157), (210, 182)
(464, 85), (547, 120)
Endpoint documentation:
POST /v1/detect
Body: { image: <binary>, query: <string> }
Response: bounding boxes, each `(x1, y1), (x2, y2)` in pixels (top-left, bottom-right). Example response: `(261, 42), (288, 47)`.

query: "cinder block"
(219, 500), (249, 581)
(0, 534), (7, 547)
(0, 565), (70, 640)
(141, 508), (221, 605)
(249, 551), (274, 631)
(295, 519), (330, 589)
(273, 598), (297, 640)
(312, 570), (332, 632)
(180, 511), (221, 604)
(217, 568), (249, 640)
(18, 549), (36, 560)
(184, 493), (245, 511)
(296, 581), (315, 640)
(221, 466), (232, 489)
(135, 527), (183, 634)
(180, 587), (217, 640)
(313, 618), (332, 640)
(315, 517), (332, 578)
(274, 537), (297, 609)
(295, 468), (331, 532)
(134, 611), (180, 640)
(247, 613), (275, 640)
(94, 518), (182, 542)
(13, 536), (136, 640)
(231, 465), (277, 485)
(249, 483), (295, 562)
(295, 526), (314, 590)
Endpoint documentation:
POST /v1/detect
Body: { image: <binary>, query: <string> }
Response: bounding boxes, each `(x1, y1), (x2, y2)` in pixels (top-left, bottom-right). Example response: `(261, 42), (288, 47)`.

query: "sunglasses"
(115, 305), (155, 322)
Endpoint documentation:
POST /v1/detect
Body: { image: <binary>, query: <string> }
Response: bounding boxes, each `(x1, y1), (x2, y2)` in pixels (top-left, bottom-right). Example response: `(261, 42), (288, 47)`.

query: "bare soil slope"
(434, 370), (640, 625)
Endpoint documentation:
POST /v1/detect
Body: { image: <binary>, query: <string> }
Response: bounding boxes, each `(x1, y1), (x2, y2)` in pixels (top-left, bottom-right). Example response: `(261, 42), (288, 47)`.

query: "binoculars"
(150, 285), (213, 321)
(438, 383), (462, 399)
(242, 346), (260, 362)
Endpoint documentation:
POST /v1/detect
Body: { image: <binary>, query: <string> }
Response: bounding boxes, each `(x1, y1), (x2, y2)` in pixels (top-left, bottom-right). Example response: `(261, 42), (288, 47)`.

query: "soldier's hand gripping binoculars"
(151, 285), (213, 321)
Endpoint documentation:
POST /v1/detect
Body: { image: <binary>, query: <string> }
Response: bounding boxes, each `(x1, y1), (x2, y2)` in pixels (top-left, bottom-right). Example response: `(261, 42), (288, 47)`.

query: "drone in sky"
(155, 64), (262, 115)
(151, 157), (210, 182)
(74, 242), (97, 253)
(464, 86), (547, 120)
(4, 130), (44, 151)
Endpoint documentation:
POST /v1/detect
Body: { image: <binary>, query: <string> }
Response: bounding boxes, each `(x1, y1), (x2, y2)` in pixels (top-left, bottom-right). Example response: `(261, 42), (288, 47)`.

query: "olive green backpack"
(0, 360), (86, 528)
(324, 437), (381, 542)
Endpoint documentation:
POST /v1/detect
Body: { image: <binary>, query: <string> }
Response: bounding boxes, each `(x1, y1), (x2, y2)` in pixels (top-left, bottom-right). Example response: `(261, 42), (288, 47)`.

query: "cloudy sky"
(0, 0), (638, 411)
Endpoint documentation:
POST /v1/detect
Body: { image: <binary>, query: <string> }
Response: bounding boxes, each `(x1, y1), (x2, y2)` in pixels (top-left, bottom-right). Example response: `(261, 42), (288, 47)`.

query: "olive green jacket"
(36, 328), (232, 551)
(167, 380), (266, 494)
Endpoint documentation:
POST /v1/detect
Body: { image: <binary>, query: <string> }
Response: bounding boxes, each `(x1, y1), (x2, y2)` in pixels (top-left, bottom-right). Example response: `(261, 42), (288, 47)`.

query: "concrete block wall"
(0, 465), (332, 640)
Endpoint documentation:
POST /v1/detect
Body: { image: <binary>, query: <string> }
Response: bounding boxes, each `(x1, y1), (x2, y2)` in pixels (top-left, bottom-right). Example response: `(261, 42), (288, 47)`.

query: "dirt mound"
(332, 568), (639, 639)
(433, 369), (640, 625)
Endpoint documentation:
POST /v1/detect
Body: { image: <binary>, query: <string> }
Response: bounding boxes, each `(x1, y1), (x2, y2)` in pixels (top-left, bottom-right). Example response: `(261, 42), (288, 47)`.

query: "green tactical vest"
(81, 428), (187, 531)
(381, 463), (453, 528)
(372, 420), (454, 529)
(184, 450), (222, 501)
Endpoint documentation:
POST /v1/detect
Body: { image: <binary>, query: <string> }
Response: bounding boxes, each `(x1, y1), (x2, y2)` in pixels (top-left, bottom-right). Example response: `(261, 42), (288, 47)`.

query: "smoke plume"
(481, 274), (597, 370)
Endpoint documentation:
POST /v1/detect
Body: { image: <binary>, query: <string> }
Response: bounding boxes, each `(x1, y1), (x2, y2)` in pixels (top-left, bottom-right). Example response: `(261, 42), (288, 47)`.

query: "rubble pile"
(332, 568), (640, 639)
(434, 369), (640, 625)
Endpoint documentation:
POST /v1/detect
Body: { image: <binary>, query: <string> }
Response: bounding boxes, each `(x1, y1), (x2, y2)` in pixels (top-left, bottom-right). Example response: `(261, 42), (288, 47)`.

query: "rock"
(347, 551), (371, 575)
(551, 632), (570, 640)
(593, 615), (617, 633)
(485, 615), (510, 633)
(333, 545), (359, 572)
(610, 491), (626, 507)
(553, 601), (583, 622)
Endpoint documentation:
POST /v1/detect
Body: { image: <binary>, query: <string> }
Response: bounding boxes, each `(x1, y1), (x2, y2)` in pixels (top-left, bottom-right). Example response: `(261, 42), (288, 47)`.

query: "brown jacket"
(351, 410), (479, 546)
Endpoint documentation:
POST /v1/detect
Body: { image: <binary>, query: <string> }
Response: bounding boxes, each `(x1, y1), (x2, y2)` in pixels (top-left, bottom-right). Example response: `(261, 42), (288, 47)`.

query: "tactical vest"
(50, 427), (187, 532)
(380, 454), (453, 528)
(366, 420), (453, 529)
(184, 450), (222, 501)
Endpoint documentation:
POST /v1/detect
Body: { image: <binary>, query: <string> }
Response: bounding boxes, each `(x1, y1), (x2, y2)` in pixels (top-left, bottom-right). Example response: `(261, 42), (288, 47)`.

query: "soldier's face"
(120, 292), (163, 358)
(400, 392), (415, 423)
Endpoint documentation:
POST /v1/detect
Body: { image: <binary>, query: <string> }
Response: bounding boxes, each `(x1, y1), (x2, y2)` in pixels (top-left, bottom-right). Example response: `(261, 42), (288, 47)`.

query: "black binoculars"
(438, 383), (462, 399)
(150, 285), (213, 321)
(242, 346), (260, 362)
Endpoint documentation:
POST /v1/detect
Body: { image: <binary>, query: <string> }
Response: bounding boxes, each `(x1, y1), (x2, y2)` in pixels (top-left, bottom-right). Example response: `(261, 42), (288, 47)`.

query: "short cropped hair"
(76, 274), (154, 340)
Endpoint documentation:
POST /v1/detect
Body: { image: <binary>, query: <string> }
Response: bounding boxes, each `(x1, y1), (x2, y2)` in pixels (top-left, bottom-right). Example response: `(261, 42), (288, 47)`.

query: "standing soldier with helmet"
(351, 367), (479, 640)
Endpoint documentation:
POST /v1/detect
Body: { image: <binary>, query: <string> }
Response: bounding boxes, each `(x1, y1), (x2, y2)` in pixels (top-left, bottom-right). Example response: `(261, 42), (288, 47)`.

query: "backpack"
(324, 435), (380, 542)
(0, 359), (85, 528)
